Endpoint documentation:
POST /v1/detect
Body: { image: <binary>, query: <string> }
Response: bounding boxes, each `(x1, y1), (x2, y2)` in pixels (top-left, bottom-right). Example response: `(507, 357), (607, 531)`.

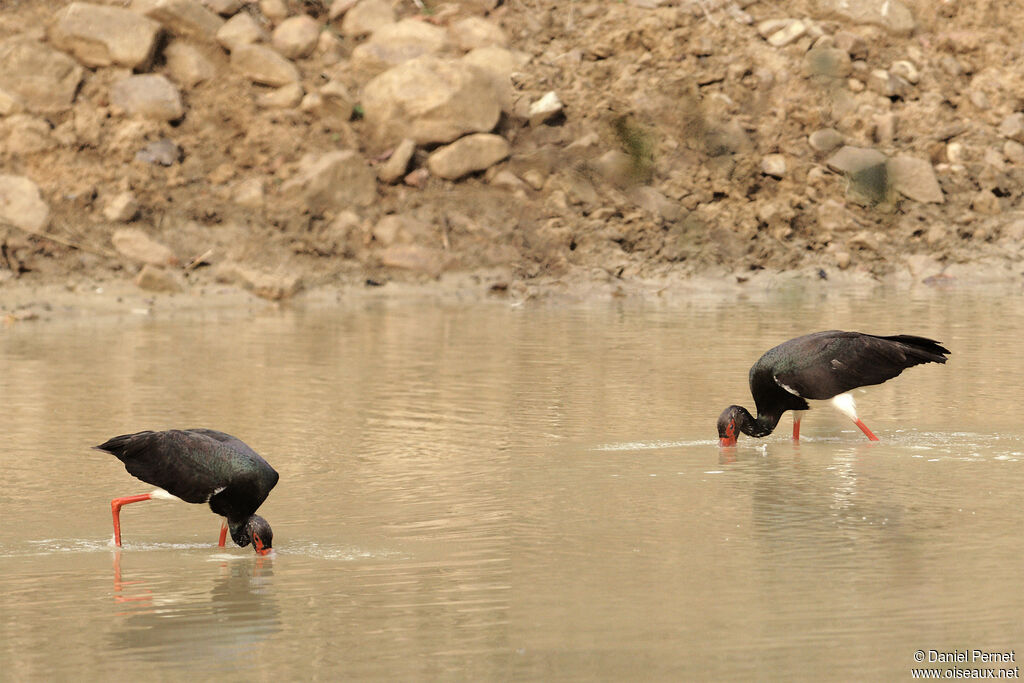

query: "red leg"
(111, 494), (153, 546)
(853, 418), (880, 441)
(218, 520), (228, 547)
(792, 413), (802, 441)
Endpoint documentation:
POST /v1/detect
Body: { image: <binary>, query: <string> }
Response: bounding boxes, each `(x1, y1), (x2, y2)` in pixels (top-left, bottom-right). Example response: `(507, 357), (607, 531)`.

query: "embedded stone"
(816, 0), (915, 35)
(164, 40), (218, 87)
(203, 0), (244, 15)
(257, 0), (287, 24)
(272, 14), (321, 60)
(809, 128), (843, 153)
(280, 150), (377, 212)
(351, 19), (450, 76)
(760, 154), (787, 178)
(256, 82), (304, 108)
(340, 0), (395, 37)
(231, 44), (300, 86)
(449, 16), (508, 51)
(0, 174), (49, 232)
(804, 47), (851, 78)
(426, 133), (509, 180)
(135, 264), (184, 292)
(767, 20), (806, 47)
(112, 228), (177, 265)
(377, 138), (416, 184)
(362, 56), (502, 145)
(528, 91), (563, 126)
(888, 155), (943, 203)
(217, 12), (267, 52)
(139, 0), (225, 41)
(104, 191), (140, 221)
(50, 3), (162, 69)
(0, 37), (83, 113)
(110, 75), (184, 121)
(998, 113), (1024, 143)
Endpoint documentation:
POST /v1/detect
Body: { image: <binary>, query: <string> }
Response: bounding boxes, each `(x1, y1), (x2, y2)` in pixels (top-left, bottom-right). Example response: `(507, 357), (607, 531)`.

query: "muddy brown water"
(1, 287), (1022, 680)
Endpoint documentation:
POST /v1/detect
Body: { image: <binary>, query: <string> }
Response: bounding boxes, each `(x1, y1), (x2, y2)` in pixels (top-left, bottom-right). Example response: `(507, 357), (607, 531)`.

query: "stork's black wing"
(763, 331), (949, 401)
(95, 430), (240, 504)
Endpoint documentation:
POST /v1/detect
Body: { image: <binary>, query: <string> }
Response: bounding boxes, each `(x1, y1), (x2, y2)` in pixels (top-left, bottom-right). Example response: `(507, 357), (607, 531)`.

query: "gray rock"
(0, 37), (83, 113)
(111, 74), (184, 121)
(809, 128), (843, 153)
(816, 0), (915, 36)
(164, 40), (218, 87)
(888, 155), (943, 203)
(217, 12), (267, 52)
(139, 0), (224, 41)
(377, 138), (416, 184)
(272, 15), (321, 60)
(826, 145), (889, 203)
(50, 3), (162, 70)
(104, 191), (140, 221)
(281, 150), (377, 212)
(362, 56), (502, 145)
(427, 133), (509, 179)
(257, 82), (304, 108)
(112, 228), (177, 265)
(135, 264), (184, 292)
(449, 16), (509, 51)
(136, 139), (182, 165)
(0, 174), (49, 232)
(231, 44), (300, 86)
(340, 0), (395, 37)
(998, 113), (1024, 143)
(351, 19), (451, 76)
(804, 47), (851, 78)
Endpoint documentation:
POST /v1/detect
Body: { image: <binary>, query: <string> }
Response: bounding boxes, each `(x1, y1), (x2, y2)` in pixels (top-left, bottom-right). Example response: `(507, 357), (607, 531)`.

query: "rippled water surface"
(1, 286), (1022, 680)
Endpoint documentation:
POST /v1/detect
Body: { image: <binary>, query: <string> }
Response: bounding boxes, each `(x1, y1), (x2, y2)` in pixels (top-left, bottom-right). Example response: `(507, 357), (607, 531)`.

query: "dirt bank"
(2, 0), (1023, 318)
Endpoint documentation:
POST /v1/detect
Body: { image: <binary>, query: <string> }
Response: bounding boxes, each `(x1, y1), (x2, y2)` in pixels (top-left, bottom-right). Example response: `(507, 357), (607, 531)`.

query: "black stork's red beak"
(719, 419), (738, 447)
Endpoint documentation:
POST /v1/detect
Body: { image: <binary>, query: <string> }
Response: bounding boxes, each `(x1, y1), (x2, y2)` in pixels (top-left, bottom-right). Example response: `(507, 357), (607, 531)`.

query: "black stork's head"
(717, 405), (743, 447)
(716, 405), (773, 446)
(230, 515), (274, 555)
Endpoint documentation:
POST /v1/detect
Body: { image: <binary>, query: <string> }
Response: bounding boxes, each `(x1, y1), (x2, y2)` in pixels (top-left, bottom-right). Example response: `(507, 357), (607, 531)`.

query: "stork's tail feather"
(878, 334), (950, 365)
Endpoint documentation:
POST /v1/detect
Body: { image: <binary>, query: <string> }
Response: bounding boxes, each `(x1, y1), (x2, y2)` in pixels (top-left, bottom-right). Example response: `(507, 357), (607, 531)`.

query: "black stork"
(717, 331), (950, 446)
(95, 429), (279, 554)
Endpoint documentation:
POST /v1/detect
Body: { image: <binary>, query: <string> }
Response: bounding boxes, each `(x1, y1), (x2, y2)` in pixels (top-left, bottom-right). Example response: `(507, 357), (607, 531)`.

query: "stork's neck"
(737, 407), (780, 438)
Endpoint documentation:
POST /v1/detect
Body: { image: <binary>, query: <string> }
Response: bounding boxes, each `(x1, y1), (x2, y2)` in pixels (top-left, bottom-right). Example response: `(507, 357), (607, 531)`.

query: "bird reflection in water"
(109, 551), (281, 664)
